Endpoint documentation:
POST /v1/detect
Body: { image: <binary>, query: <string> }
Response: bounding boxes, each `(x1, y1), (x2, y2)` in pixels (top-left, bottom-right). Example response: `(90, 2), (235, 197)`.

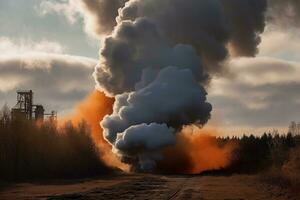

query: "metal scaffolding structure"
(11, 90), (57, 121)
(288, 121), (300, 136)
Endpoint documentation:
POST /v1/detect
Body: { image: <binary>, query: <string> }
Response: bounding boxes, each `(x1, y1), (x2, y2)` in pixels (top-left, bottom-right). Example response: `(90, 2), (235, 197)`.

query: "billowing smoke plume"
(221, 0), (267, 56)
(117, 0), (268, 70)
(117, 0), (230, 71)
(86, 0), (298, 171)
(94, 19), (206, 95)
(101, 66), (212, 170)
(76, 0), (300, 39)
(91, 0), (269, 171)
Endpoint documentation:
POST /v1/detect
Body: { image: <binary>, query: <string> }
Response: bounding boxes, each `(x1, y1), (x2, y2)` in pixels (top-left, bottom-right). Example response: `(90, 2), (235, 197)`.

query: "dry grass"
(260, 146), (300, 197)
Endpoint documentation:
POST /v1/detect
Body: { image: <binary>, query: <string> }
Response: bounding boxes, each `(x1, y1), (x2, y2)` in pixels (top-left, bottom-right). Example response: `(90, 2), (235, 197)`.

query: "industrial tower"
(11, 90), (57, 121)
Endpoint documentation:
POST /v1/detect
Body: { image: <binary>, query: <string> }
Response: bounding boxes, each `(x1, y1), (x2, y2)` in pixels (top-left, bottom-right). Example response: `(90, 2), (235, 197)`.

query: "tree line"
(1, 104), (299, 182)
(0, 105), (112, 182)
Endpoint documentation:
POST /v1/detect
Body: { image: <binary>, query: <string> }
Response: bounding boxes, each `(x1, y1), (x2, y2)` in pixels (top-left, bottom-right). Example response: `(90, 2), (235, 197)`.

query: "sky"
(0, 0), (300, 135)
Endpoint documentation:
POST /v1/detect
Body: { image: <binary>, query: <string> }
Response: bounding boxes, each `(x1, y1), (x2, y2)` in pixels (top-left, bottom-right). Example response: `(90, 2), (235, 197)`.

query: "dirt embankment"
(0, 174), (299, 200)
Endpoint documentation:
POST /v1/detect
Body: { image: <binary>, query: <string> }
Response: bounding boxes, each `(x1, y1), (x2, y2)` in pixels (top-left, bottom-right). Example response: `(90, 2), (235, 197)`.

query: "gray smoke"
(118, 0), (269, 69)
(78, 0), (127, 36)
(221, 0), (267, 56)
(268, 0), (300, 27)
(94, 19), (206, 96)
(77, 0), (300, 39)
(118, 0), (230, 72)
(101, 66), (212, 170)
(88, 0), (299, 171)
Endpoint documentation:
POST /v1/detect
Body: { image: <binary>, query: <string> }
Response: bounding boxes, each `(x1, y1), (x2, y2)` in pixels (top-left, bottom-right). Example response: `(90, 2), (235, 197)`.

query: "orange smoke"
(59, 92), (236, 174)
(158, 126), (237, 174)
(61, 90), (129, 171)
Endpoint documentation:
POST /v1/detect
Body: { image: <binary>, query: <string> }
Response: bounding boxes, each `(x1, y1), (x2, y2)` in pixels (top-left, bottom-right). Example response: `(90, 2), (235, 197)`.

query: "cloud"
(0, 37), (66, 56)
(0, 53), (96, 115)
(258, 26), (300, 61)
(0, 0), (99, 58)
(38, 0), (80, 24)
(267, 0), (300, 27)
(208, 57), (300, 129)
(38, 0), (126, 38)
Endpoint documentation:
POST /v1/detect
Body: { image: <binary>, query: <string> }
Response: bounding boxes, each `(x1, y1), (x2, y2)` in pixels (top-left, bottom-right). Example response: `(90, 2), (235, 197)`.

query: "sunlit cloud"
(0, 37), (66, 57)
(208, 57), (300, 133)
(259, 25), (300, 61)
(38, 0), (81, 24)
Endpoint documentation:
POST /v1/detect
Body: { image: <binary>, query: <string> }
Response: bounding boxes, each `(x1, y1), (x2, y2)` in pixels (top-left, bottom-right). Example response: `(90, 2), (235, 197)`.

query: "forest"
(0, 105), (112, 181)
(1, 104), (299, 189)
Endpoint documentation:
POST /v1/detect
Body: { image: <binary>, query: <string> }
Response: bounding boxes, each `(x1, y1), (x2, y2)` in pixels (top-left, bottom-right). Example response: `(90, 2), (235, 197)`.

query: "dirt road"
(0, 174), (297, 200)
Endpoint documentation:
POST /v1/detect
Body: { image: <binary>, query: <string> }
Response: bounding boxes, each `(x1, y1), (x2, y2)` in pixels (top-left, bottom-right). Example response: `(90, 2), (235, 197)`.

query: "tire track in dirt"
(167, 177), (190, 200)
(1, 175), (296, 200)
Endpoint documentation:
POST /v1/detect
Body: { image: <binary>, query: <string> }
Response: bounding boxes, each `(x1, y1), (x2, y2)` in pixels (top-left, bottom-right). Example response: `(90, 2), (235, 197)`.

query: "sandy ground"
(0, 174), (298, 200)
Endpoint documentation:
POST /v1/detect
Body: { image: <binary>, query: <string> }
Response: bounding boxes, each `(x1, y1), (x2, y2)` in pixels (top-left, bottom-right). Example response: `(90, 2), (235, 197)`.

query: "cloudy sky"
(0, 0), (299, 135)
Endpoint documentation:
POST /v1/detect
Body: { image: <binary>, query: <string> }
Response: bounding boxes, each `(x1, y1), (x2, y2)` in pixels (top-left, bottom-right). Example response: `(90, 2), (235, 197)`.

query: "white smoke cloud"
(38, 0), (127, 38)
(38, 0), (80, 24)
(259, 26), (300, 61)
(0, 37), (66, 56)
(114, 123), (175, 171)
(101, 66), (211, 170)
